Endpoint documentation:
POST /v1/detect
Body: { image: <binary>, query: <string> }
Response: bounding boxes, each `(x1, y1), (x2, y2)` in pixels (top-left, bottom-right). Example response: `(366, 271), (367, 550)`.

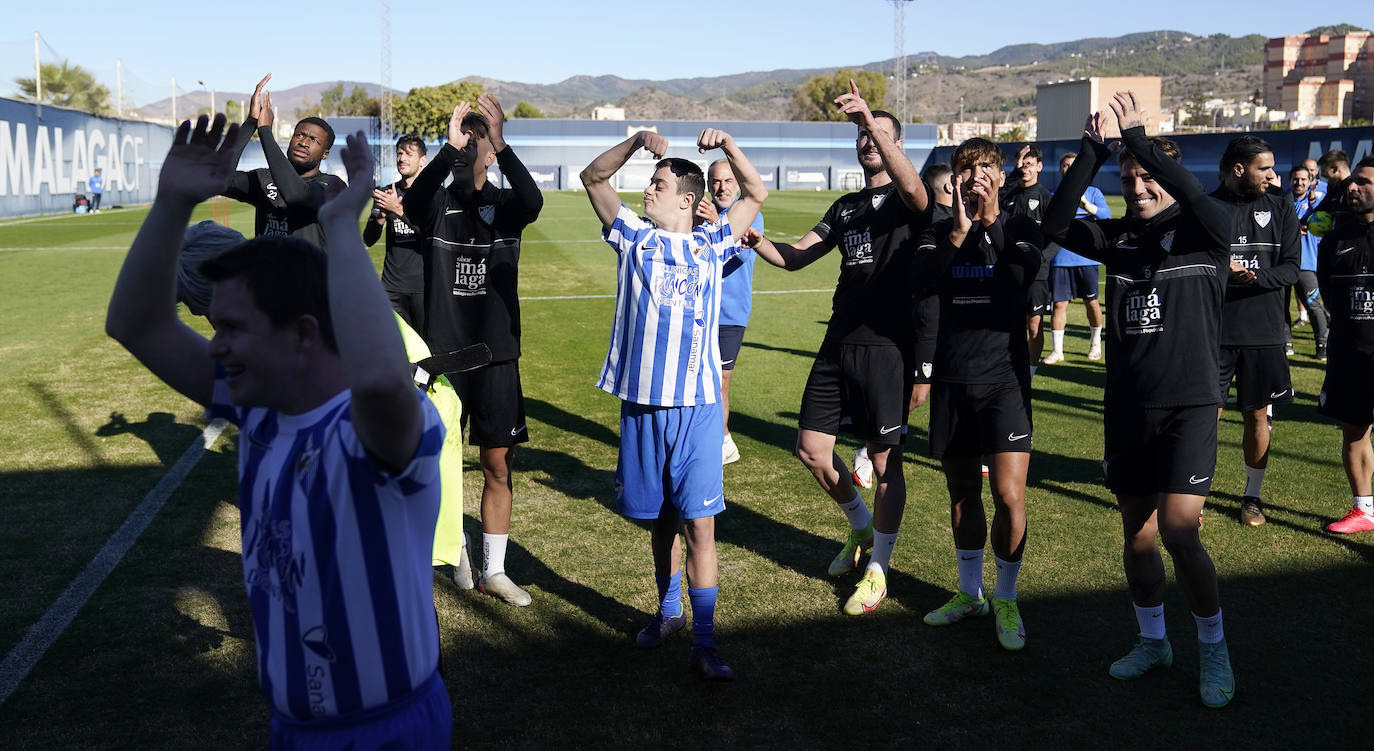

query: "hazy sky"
(2, 1), (1367, 107)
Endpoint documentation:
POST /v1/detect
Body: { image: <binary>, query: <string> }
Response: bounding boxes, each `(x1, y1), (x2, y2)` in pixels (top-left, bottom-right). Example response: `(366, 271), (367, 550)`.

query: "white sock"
(839, 492), (872, 530)
(868, 531), (899, 573)
(1357, 495), (1374, 515)
(993, 556), (1021, 600)
(1050, 329), (1065, 355)
(1243, 464), (1266, 498)
(1193, 609), (1225, 644)
(483, 533), (508, 576)
(956, 548), (984, 599)
(1090, 326), (1103, 346)
(1134, 603), (1166, 640)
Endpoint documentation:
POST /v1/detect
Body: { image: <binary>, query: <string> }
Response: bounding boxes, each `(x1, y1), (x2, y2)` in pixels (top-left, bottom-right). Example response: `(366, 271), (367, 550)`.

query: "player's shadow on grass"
(740, 340), (818, 360)
(725, 409), (803, 455)
(95, 411), (207, 468)
(526, 397), (619, 449)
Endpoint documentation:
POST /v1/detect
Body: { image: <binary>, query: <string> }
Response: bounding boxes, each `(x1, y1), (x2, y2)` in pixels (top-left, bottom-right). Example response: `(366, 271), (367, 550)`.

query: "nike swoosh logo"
(721, 359), (735, 366)
(878, 425), (901, 435)
(510, 425), (527, 437)
(445, 208), (464, 215)
(1189, 475), (1210, 485)
(1337, 247), (1354, 255)
(1270, 389), (1289, 399)
(959, 555), (979, 561)
(1150, 613), (1162, 618)
(703, 494), (723, 507)
(1008, 433), (1029, 441)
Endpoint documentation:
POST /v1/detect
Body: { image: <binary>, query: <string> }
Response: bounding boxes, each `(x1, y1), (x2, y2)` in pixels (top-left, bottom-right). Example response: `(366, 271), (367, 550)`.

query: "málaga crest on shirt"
(872, 193), (886, 211)
(1253, 210), (1271, 229)
(1028, 198), (1040, 211)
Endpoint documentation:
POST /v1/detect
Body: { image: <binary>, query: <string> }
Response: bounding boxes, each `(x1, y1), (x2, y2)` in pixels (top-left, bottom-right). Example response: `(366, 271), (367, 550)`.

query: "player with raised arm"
(579, 126), (765, 681)
(402, 94), (544, 605)
(1211, 136), (1300, 527)
(1041, 92), (1236, 708)
(1318, 157), (1374, 535)
(749, 80), (930, 615)
(916, 138), (1042, 651)
(364, 133), (429, 331)
(106, 116), (450, 746)
(224, 73), (345, 248)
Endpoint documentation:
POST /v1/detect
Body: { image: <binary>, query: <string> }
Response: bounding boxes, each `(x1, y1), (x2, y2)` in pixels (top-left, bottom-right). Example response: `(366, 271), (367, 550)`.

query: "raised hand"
(1083, 111), (1107, 144)
(476, 93), (506, 150)
(319, 131), (376, 226)
(447, 102), (472, 149)
(258, 89), (275, 129)
(696, 128), (733, 154)
(695, 198), (719, 224)
(952, 176), (973, 235)
(248, 73), (271, 120)
(157, 114), (241, 204)
(638, 131), (668, 159)
(740, 226), (763, 249)
(971, 170), (999, 225)
(1109, 90), (1147, 131)
(833, 78), (876, 129)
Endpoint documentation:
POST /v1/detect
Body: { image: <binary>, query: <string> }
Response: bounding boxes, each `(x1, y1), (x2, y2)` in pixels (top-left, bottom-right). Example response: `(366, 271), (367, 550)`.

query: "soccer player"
(1042, 152), (1109, 364)
(402, 95), (544, 606)
(579, 126), (766, 681)
(364, 133), (429, 331)
(695, 159), (765, 465)
(1041, 92), (1236, 708)
(1319, 157), (1374, 535)
(917, 138), (1042, 651)
(106, 116), (450, 746)
(1211, 136), (1300, 528)
(748, 81), (930, 615)
(1290, 165), (1330, 360)
(999, 144), (1054, 369)
(87, 167), (103, 213)
(225, 73), (345, 248)
(1315, 150), (1352, 217)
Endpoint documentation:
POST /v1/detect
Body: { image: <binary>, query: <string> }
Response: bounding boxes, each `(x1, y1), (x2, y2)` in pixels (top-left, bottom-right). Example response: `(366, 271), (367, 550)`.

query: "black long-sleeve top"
(401, 143), (543, 360)
(1317, 216), (1374, 363)
(1211, 184), (1301, 347)
(363, 180), (425, 294)
(223, 116), (344, 248)
(1042, 128), (1231, 409)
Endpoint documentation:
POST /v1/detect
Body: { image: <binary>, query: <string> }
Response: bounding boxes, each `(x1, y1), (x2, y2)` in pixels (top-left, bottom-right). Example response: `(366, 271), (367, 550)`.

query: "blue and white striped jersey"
(598, 204), (740, 407)
(209, 377), (445, 721)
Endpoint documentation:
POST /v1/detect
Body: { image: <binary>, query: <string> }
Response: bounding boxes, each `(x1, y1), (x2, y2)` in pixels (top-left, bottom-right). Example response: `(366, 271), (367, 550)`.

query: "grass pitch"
(1, 194), (1371, 748)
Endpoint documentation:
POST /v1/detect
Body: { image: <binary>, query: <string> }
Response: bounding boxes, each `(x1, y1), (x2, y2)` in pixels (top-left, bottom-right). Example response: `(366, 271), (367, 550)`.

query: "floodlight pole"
(116, 59), (123, 118)
(33, 31), (42, 118)
(887, 0), (915, 126)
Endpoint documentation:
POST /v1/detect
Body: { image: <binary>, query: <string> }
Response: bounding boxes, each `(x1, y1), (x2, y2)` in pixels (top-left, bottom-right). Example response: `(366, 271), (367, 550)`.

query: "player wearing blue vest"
(87, 168), (104, 212)
(580, 127), (765, 681)
(107, 116), (450, 746)
(1290, 164), (1330, 360)
(1042, 151), (1110, 364)
(694, 159), (765, 465)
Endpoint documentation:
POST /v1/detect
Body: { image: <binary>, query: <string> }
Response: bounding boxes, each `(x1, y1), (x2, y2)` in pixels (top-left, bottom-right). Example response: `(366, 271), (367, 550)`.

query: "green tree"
(297, 84), (379, 119)
(511, 101), (544, 118)
(14, 60), (111, 115)
(995, 126), (1026, 143)
(790, 69), (888, 122)
(392, 82), (485, 139)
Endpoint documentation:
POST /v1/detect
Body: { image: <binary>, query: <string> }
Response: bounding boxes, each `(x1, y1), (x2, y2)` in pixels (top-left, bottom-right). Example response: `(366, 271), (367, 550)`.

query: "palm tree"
(15, 60), (112, 115)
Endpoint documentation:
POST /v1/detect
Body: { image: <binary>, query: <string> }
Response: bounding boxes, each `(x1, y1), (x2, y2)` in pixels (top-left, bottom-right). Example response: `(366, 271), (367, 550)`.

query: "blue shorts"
(269, 669), (450, 750)
(1051, 266), (1100, 303)
(617, 401), (726, 520)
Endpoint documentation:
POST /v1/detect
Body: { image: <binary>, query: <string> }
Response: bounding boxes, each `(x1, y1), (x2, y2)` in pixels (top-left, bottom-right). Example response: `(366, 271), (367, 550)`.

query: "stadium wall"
(0, 98), (175, 218)
(926, 126), (1374, 196)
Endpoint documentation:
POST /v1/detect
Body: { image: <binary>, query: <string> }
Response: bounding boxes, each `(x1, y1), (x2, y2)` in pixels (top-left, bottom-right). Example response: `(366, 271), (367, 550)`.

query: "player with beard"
(1211, 136), (1300, 528)
(1042, 92), (1236, 708)
(916, 138), (1042, 652)
(402, 94), (544, 606)
(999, 144), (1054, 370)
(1289, 165), (1330, 360)
(225, 74), (345, 248)
(1319, 157), (1374, 535)
(364, 134), (429, 331)
(748, 81), (930, 615)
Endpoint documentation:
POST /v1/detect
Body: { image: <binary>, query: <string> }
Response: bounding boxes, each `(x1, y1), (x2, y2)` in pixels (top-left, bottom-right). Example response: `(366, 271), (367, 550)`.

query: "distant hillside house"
(1036, 77), (1163, 141)
(1264, 31), (1374, 126)
(592, 104), (625, 120)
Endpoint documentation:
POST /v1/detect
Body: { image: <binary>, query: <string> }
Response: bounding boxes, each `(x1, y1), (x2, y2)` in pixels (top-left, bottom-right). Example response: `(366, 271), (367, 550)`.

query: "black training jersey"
(223, 122), (345, 250)
(1042, 129), (1232, 409)
(363, 181), (425, 294)
(912, 201), (954, 344)
(1001, 180), (1056, 280)
(811, 184), (930, 347)
(1211, 185), (1300, 347)
(917, 213), (1042, 385)
(402, 144), (543, 361)
(1317, 217), (1374, 362)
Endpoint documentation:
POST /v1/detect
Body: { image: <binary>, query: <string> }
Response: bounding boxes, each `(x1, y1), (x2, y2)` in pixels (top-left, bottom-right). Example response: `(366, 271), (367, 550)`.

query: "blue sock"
(656, 571), (683, 618)
(688, 586), (718, 648)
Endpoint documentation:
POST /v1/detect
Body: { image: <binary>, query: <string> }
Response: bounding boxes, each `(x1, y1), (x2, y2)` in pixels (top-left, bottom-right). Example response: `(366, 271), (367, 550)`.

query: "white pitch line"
(0, 418), (228, 707)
